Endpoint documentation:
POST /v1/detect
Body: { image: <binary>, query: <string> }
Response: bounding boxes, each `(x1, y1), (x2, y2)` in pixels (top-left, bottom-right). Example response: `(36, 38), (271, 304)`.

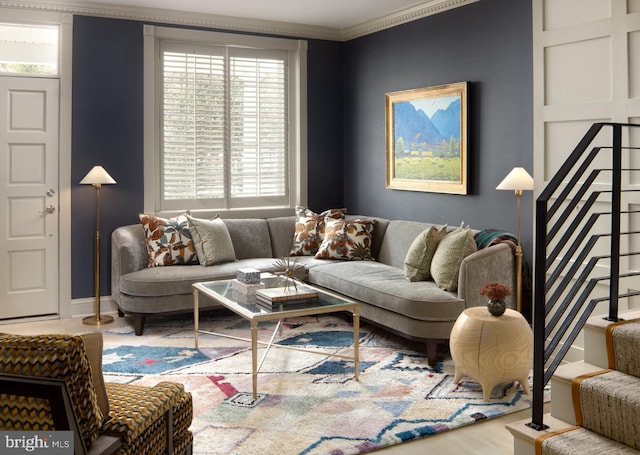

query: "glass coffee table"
(192, 279), (361, 399)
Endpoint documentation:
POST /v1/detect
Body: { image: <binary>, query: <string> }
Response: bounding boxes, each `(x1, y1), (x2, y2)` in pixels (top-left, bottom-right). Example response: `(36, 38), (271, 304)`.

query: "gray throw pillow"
(404, 225), (446, 282)
(430, 225), (477, 291)
(187, 215), (236, 266)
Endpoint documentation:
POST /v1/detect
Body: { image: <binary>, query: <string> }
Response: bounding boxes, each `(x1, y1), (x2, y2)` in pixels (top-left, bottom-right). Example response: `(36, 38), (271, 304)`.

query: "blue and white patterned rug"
(101, 311), (548, 454)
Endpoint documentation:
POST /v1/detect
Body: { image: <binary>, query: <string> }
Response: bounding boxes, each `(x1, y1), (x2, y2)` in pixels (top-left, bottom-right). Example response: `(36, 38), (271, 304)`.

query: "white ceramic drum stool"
(449, 306), (533, 401)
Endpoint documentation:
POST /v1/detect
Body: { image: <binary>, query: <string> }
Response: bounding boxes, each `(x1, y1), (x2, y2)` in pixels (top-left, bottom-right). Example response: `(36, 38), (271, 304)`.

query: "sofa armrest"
(111, 224), (148, 305)
(457, 243), (516, 309)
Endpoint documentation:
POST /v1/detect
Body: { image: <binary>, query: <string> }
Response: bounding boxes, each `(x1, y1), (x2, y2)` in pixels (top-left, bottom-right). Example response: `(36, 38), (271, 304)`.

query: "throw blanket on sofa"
(474, 229), (532, 319)
(474, 229), (518, 251)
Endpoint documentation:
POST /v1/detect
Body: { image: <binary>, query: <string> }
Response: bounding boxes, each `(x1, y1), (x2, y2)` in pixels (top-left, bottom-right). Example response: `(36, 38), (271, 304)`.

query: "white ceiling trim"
(342, 0), (478, 40)
(0, 0), (477, 42)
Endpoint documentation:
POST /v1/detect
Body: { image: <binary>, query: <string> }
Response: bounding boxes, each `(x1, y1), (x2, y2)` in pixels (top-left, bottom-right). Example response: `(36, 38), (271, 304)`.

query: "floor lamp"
(497, 167), (534, 313)
(81, 165), (116, 325)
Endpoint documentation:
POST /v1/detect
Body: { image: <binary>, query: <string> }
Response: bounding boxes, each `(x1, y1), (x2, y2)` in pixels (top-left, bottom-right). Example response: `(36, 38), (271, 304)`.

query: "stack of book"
(255, 286), (319, 309)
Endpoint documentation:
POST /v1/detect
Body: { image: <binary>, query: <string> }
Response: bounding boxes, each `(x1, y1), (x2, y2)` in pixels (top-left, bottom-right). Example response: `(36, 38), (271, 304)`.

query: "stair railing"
(528, 122), (640, 430)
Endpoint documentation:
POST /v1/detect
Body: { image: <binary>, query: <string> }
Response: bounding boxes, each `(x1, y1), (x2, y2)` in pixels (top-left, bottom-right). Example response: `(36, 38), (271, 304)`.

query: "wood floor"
(0, 315), (550, 455)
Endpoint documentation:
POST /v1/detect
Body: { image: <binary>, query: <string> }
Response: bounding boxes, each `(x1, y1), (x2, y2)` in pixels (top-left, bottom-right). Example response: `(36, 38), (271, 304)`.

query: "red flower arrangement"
(479, 282), (511, 301)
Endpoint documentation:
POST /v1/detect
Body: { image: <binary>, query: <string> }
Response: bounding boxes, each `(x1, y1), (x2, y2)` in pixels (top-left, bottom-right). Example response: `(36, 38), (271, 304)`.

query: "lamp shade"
(80, 165), (116, 185)
(496, 167), (533, 191)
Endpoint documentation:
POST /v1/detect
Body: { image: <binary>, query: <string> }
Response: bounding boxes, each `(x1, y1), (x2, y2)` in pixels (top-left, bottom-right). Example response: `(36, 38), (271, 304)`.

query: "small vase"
(487, 299), (506, 317)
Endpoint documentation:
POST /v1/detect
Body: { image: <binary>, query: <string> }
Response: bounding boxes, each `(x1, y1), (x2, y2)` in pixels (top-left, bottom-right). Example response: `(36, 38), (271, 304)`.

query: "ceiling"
(83, 0), (433, 29)
(2, 0), (476, 40)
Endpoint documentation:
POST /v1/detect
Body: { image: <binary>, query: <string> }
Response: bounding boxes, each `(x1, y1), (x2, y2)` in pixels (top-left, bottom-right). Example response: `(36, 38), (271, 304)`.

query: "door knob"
(40, 205), (56, 215)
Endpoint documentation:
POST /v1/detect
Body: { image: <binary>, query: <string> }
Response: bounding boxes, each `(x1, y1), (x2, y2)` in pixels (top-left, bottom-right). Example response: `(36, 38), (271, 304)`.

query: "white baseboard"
(70, 295), (118, 319)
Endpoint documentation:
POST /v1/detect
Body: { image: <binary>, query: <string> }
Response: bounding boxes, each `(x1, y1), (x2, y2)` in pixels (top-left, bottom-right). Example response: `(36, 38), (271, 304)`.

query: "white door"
(0, 76), (59, 320)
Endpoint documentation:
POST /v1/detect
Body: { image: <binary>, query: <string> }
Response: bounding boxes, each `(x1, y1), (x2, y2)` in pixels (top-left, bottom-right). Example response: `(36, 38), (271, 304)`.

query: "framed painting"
(385, 82), (468, 194)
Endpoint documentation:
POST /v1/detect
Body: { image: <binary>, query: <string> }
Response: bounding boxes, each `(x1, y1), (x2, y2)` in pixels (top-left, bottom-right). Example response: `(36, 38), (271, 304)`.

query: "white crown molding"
(0, 0), (476, 41)
(0, 0), (342, 40)
(341, 0), (480, 41)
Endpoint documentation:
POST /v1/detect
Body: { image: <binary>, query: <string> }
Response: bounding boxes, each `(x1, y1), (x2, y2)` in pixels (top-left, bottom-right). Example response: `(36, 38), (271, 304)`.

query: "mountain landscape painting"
(386, 82), (468, 194)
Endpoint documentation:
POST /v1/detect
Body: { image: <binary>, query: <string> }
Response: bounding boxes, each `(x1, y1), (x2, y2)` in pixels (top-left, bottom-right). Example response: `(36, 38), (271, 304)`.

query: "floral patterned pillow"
(314, 219), (376, 261)
(289, 206), (347, 256)
(139, 213), (198, 267)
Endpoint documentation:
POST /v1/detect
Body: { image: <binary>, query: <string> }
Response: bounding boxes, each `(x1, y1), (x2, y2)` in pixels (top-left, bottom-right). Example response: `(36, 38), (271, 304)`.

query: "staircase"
(506, 122), (640, 454)
(507, 310), (640, 454)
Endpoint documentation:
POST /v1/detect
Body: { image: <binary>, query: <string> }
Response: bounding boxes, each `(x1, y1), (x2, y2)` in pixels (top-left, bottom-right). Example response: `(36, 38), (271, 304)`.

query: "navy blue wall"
(343, 0), (533, 251)
(71, 0), (533, 299)
(70, 16), (345, 298)
(72, 17), (144, 299)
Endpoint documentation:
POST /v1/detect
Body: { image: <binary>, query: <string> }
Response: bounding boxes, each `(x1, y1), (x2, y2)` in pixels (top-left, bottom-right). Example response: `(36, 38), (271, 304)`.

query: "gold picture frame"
(386, 82), (468, 194)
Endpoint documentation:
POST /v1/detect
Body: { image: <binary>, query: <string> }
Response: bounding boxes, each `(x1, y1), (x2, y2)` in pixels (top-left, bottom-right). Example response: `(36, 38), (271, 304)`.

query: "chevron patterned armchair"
(0, 333), (193, 455)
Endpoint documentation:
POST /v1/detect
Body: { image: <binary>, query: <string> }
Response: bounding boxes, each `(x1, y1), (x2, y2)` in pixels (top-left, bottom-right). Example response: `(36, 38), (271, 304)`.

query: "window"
(144, 26), (307, 216)
(0, 23), (59, 75)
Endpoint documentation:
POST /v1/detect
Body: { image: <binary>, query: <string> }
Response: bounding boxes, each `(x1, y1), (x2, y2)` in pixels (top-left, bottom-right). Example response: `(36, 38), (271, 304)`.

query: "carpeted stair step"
(572, 369), (640, 450)
(550, 361), (601, 425)
(606, 318), (640, 378)
(536, 426), (640, 454)
(584, 310), (640, 369)
(506, 413), (570, 455)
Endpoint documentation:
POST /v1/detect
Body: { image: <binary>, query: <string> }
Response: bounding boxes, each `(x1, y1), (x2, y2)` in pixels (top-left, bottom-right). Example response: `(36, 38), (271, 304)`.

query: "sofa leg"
(134, 316), (146, 336)
(425, 339), (438, 366)
(118, 308), (125, 317)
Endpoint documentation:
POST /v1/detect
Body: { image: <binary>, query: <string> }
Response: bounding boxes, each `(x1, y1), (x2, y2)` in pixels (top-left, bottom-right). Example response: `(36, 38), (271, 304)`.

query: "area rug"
(101, 311), (548, 455)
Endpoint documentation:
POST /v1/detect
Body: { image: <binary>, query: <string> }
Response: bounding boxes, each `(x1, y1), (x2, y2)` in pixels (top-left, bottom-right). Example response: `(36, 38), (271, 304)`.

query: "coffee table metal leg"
(251, 319), (258, 399)
(193, 288), (199, 349)
(353, 307), (360, 381)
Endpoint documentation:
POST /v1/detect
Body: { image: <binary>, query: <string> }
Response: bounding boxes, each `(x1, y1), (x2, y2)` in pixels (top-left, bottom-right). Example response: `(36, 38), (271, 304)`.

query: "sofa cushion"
(186, 215), (236, 266)
(139, 213), (198, 267)
(377, 220), (440, 269)
(404, 225), (447, 282)
(222, 219), (272, 259)
(315, 219), (375, 260)
(431, 225), (477, 291)
(308, 261), (465, 321)
(290, 206), (347, 256)
(267, 216), (296, 258)
(120, 256), (336, 298)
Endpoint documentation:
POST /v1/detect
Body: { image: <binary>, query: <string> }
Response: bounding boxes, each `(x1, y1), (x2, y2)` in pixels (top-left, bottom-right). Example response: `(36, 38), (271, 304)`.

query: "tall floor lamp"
(496, 167), (534, 313)
(81, 165), (116, 326)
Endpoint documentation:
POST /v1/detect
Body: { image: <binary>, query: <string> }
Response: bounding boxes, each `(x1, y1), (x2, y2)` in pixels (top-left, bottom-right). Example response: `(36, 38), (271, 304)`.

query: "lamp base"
(82, 314), (115, 326)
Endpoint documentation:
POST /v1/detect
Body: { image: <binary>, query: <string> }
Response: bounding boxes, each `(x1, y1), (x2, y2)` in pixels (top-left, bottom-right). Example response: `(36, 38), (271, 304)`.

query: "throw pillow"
(186, 215), (236, 266)
(289, 206), (347, 256)
(139, 213), (198, 267)
(404, 225), (447, 282)
(430, 225), (477, 291)
(315, 219), (376, 260)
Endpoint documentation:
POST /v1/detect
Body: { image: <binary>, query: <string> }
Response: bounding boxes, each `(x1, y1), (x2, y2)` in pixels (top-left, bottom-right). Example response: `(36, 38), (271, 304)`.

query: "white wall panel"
(543, 119), (611, 180)
(630, 31), (640, 99)
(629, 116), (640, 184)
(543, 0), (611, 30)
(535, 0), (640, 360)
(544, 38), (612, 106)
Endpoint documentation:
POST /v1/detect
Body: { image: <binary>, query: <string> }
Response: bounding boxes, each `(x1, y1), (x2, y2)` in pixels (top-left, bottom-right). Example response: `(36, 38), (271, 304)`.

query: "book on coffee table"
(255, 286), (319, 307)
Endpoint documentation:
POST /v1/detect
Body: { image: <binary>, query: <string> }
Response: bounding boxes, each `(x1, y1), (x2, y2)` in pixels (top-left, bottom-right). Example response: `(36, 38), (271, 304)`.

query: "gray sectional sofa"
(111, 215), (516, 362)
